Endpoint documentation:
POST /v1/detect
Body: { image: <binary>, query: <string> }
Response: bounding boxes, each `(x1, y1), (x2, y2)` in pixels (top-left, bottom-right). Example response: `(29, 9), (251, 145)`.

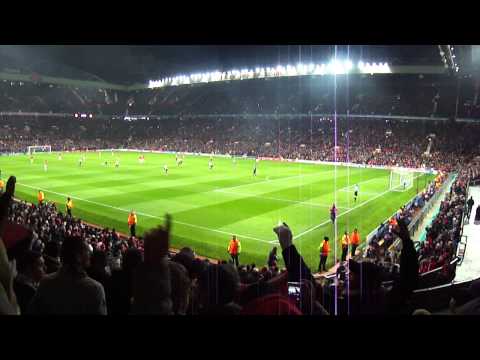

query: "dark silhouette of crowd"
(2, 73), (479, 120)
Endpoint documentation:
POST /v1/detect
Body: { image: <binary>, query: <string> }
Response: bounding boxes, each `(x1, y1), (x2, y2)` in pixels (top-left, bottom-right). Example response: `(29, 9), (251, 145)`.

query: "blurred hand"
(143, 213), (172, 265)
(273, 222), (292, 251)
(394, 218), (410, 243)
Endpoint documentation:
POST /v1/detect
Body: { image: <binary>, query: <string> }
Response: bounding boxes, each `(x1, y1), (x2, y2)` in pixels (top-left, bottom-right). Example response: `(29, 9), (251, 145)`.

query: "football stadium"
(0, 45), (480, 315)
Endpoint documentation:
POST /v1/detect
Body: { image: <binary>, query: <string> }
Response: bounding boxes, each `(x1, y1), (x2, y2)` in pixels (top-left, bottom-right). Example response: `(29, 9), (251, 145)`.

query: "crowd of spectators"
(1, 73), (480, 119)
(1, 116), (480, 174)
(365, 174), (445, 262)
(3, 73), (480, 119)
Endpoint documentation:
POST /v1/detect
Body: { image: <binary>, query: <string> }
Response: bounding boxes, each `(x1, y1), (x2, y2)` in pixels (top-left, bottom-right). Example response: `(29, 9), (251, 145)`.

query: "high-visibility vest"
(351, 231), (360, 245)
(38, 192), (45, 202)
(341, 234), (350, 247)
(319, 241), (330, 256)
(0, 180), (4, 189)
(66, 200), (73, 209)
(128, 214), (137, 226)
(228, 239), (240, 255)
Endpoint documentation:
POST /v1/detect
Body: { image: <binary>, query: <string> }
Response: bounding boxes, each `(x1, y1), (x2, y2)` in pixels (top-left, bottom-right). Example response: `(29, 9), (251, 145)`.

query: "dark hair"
(91, 250), (107, 267)
(199, 264), (239, 307)
(60, 236), (88, 267)
(122, 248), (143, 272)
(17, 250), (42, 274)
(44, 241), (60, 258)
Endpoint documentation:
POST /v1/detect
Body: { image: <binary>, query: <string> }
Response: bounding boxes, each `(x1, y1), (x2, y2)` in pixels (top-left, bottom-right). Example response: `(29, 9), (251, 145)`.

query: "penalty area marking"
(292, 173), (425, 241)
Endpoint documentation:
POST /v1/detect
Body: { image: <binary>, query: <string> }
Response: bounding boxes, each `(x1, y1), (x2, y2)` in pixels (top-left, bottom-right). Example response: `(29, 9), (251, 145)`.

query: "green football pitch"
(0, 151), (433, 271)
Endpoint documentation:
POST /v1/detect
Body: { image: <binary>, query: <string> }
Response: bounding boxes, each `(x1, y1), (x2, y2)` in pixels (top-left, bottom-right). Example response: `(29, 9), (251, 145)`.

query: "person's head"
(60, 236), (91, 270)
(348, 259), (382, 294)
(354, 228), (358, 233)
(44, 241), (60, 259)
(232, 235), (237, 241)
(344, 231), (348, 235)
(198, 263), (240, 309)
(90, 250), (107, 269)
(122, 248), (143, 273)
(67, 197), (70, 202)
(16, 250), (45, 283)
(169, 261), (191, 315)
(324, 236), (329, 242)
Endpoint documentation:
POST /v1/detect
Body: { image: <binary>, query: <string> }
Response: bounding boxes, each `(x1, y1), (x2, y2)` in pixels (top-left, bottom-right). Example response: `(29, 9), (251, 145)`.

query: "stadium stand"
(2, 52), (480, 315)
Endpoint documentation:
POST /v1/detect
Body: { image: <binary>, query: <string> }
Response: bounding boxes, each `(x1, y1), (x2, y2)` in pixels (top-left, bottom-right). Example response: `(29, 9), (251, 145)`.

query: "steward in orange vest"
(227, 235), (241, 267)
(66, 197), (74, 217)
(128, 211), (137, 237)
(351, 228), (361, 258)
(341, 231), (350, 262)
(318, 236), (330, 272)
(38, 190), (45, 205)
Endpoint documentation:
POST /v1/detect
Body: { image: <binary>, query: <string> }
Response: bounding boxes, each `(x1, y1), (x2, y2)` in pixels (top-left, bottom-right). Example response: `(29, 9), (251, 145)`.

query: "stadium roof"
(0, 45), (472, 86)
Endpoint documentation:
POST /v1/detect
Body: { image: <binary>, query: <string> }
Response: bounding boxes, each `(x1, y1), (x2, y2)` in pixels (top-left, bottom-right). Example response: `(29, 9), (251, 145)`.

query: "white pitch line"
(219, 169), (337, 191)
(339, 189), (382, 196)
(292, 173), (424, 240)
(214, 189), (352, 210)
(16, 182), (273, 244)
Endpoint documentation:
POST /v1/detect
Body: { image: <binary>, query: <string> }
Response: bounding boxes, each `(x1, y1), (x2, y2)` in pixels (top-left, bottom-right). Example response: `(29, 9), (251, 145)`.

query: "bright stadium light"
(147, 59), (391, 88)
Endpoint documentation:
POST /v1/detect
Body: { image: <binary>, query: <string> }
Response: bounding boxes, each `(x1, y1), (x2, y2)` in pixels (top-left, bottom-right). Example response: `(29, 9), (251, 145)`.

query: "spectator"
(197, 263), (241, 315)
(29, 236), (107, 315)
(108, 248), (142, 315)
(87, 250), (110, 291)
(13, 250), (45, 314)
(43, 241), (61, 275)
(131, 218), (172, 315)
(169, 261), (191, 315)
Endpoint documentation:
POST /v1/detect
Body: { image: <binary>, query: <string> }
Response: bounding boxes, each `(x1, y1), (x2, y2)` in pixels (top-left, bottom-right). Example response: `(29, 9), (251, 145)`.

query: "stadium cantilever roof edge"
(145, 63), (449, 90)
(0, 63), (450, 92)
(0, 71), (128, 91)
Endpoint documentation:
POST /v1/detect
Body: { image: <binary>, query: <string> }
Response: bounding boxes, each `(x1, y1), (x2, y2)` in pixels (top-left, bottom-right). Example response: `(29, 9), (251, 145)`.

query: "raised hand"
(396, 218), (411, 243)
(273, 222), (293, 251)
(143, 213), (172, 265)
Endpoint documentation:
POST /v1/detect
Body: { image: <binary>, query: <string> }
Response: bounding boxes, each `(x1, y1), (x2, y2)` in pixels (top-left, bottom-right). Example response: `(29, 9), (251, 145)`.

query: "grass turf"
(0, 151), (433, 271)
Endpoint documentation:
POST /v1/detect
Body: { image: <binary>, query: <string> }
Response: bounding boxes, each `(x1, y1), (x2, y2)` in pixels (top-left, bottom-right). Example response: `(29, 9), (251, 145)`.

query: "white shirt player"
(43, 162), (48, 172)
(209, 160), (213, 169)
(164, 164), (168, 174)
(354, 184), (359, 193)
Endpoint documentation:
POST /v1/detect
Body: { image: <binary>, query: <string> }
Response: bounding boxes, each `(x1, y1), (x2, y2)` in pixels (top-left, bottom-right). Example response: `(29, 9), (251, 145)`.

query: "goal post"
(27, 145), (52, 155)
(389, 168), (414, 192)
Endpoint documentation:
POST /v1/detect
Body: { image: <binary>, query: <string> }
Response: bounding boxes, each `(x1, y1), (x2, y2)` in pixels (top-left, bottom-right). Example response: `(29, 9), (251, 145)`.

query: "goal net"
(389, 168), (414, 192)
(27, 145), (52, 155)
